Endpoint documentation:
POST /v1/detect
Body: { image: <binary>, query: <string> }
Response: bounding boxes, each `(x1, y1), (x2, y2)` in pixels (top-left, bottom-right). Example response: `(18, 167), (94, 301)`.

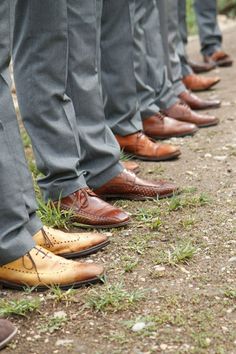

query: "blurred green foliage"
(187, 0), (236, 35)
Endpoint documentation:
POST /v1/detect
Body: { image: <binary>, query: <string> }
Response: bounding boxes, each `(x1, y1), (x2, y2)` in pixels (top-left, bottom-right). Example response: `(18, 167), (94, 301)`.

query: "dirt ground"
(1, 26), (236, 354)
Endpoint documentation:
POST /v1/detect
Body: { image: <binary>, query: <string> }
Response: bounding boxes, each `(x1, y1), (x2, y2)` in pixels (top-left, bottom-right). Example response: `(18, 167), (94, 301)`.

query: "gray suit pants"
(179, 0), (222, 56)
(167, 0), (190, 94)
(131, 0), (178, 116)
(13, 0), (123, 202)
(0, 1), (41, 266)
(101, 0), (142, 136)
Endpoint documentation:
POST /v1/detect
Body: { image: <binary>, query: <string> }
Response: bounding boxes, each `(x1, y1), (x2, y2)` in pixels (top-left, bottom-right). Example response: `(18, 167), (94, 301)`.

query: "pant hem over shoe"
(88, 162), (124, 190)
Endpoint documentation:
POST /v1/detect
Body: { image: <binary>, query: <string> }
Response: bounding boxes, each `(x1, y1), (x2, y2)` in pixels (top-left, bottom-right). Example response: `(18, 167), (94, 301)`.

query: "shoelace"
(41, 228), (54, 248)
(72, 188), (98, 210)
(23, 247), (52, 282)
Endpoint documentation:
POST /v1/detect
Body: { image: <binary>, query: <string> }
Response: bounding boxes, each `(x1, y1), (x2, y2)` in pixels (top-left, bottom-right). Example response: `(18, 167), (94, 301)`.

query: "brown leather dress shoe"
(122, 160), (140, 174)
(188, 59), (216, 74)
(95, 169), (178, 200)
(115, 132), (181, 161)
(143, 113), (198, 139)
(164, 102), (219, 128)
(204, 50), (233, 67)
(183, 73), (220, 92)
(0, 320), (17, 350)
(34, 227), (110, 259)
(0, 247), (104, 290)
(56, 188), (130, 229)
(179, 91), (221, 110)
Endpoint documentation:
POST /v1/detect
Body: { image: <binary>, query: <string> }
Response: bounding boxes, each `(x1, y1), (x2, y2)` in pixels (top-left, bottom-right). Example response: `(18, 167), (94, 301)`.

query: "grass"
(224, 288), (236, 299)
(85, 282), (147, 312)
(0, 298), (41, 317)
(168, 193), (211, 211)
(47, 286), (78, 305)
(121, 256), (139, 273)
(36, 198), (73, 229)
(155, 240), (198, 266)
(38, 313), (68, 334)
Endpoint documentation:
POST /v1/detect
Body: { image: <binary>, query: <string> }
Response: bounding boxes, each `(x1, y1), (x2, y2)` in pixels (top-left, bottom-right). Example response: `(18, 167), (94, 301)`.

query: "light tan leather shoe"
(116, 132), (181, 161)
(183, 73), (220, 91)
(34, 227), (110, 259)
(0, 247), (104, 290)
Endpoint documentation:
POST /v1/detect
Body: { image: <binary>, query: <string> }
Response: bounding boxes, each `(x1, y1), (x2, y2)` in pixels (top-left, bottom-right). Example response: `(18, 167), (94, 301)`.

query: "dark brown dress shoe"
(143, 113), (198, 139)
(115, 132), (181, 161)
(55, 188), (130, 228)
(0, 320), (17, 350)
(95, 169), (178, 200)
(122, 160), (140, 174)
(204, 50), (233, 67)
(179, 91), (221, 110)
(164, 102), (219, 128)
(188, 59), (216, 74)
(183, 73), (220, 92)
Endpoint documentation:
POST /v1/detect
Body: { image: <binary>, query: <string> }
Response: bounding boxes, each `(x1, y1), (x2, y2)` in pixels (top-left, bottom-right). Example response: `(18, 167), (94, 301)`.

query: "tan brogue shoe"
(115, 132), (181, 161)
(164, 102), (219, 128)
(183, 73), (220, 92)
(95, 169), (178, 200)
(55, 188), (130, 229)
(179, 91), (221, 110)
(143, 113), (198, 139)
(122, 160), (140, 174)
(34, 227), (110, 259)
(204, 50), (233, 67)
(0, 247), (104, 290)
(0, 320), (17, 350)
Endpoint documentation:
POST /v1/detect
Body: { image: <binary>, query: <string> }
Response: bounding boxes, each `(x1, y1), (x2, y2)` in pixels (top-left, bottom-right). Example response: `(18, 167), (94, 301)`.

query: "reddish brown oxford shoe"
(143, 113), (198, 139)
(204, 50), (233, 67)
(115, 132), (181, 161)
(163, 102), (219, 128)
(183, 73), (220, 92)
(179, 91), (221, 110)
(94, 169), (178, 200)
(188, 59), (216, 74)
(55, 188), (130, 228)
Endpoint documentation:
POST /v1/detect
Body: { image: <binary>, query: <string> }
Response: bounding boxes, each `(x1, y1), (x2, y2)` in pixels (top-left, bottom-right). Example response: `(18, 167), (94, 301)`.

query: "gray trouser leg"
(131, 0), (178, 115)
(13, 0), (88, 201)
(66, 0), (123, 189)
(178, 0), (188, 46)
(194, 0), (222, 56)
(101, 0), (142, 136)
(166, 0), (188, 95)
(13, 0), (122, 198)
(0, 1), (39, 266)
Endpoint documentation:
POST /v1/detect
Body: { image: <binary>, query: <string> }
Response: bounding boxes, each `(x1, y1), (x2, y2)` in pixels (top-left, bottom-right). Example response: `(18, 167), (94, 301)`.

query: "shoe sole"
(71, 219), (130, 229)
(129, 150), (181, 162)
(0, 276), (103, 291)
(189, 104), (221, 111)
(58, 240), (110, 259)
(99, 191), (176, 201)
(197, 120), (219, 128)
(0, 328), (18, 350)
